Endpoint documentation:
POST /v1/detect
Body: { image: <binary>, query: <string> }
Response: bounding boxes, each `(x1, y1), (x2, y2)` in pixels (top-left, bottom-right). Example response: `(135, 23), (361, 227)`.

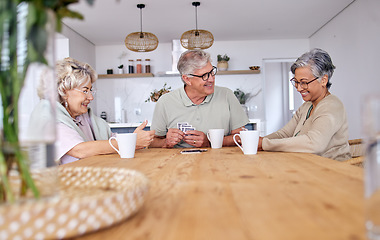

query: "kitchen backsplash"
(92, 73), (263, 124)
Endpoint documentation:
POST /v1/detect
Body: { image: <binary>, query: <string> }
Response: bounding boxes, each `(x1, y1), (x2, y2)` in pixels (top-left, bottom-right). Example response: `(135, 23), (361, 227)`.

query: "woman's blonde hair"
(56, 57), (97, 104)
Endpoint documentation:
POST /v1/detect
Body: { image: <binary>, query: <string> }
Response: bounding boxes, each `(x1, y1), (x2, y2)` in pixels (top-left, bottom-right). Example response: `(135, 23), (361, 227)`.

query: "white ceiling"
(62, 0), (355, 46)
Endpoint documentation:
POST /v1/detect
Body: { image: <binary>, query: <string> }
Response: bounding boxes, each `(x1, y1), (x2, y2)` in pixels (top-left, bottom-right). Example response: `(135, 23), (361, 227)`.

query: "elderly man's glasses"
(189, 66), (217, 81)
(290, 77), (318, 89)
(74, 88), (96, 96)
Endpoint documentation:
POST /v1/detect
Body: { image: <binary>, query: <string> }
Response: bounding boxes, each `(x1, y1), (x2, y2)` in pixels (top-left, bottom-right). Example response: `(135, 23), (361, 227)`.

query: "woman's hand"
(134, 120), (155, 149)
(258, 136), (264, 151)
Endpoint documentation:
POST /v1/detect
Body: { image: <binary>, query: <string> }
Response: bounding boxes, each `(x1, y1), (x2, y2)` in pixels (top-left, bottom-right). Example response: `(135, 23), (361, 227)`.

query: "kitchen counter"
(108, 122), (151, 128)
(108, 119), (261, 134)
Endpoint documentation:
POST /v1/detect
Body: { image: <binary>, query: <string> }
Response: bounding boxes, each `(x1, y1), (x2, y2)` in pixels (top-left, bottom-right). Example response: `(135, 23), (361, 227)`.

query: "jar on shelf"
(100, 111), (107, 121)
(145, 59), (151, 73)
(128, 60), (134, 74)
(136, 59), (142, 73)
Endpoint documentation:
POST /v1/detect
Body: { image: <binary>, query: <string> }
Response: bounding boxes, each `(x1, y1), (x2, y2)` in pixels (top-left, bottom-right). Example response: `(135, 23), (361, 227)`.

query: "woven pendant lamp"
(180, 2), (214, 50)
(125, 4), (159, 52)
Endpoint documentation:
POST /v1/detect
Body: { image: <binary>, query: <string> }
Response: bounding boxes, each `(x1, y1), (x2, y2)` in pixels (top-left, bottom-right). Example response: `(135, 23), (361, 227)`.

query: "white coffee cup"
(207, 129), (224, 149)
(109, 133), (137, 158)
(233, 130), (259, 155)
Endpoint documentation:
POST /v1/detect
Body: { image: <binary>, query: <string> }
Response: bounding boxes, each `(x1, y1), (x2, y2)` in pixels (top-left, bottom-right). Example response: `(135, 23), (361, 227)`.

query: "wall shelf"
(98, 73), (154, 79)
(98, 70), (260, 79)
(217, 70), (260, 75)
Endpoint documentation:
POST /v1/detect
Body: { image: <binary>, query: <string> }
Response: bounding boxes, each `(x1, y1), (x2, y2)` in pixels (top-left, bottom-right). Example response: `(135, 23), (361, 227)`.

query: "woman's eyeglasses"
(189, 66), (217, 81)
(290, 77), (318, 89)
(74, 88), (96, 96)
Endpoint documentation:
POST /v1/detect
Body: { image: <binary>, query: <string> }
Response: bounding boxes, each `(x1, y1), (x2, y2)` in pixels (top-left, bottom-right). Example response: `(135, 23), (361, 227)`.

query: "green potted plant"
(0, 0), (93, 204)
(217, 54), (230, 71)
(234, 88), (251, 105)
(118, 64), (124, 74)
(234, 88), (252, 116)
(146, 83), (171, 102)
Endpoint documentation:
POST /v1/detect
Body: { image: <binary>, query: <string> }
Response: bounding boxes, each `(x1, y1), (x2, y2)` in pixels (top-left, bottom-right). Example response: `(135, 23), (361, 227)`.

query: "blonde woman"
(55, 57), (154, 164)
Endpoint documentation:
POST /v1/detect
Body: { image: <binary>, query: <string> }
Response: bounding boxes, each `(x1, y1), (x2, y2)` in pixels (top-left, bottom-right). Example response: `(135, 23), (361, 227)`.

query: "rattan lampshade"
(125, 32), (158, 52)
(180, 29), (214, 50)
(125, 4), (159, 52)
(180, 2), (214, 50)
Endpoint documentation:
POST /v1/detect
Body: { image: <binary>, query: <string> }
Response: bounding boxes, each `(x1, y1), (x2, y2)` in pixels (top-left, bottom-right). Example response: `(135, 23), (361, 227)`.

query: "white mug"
(233, 130), (259, 155)
(109, 133), (137, 158)
(207, 129), (224, 149)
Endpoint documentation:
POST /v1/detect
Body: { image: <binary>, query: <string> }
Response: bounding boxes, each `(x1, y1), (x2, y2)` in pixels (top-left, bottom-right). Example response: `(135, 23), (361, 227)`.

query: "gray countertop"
(108, 119), (260, 128)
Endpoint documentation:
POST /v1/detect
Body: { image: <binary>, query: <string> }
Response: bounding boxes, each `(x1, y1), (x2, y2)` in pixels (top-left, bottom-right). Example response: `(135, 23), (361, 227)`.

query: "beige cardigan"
(263, 94), (351, 161)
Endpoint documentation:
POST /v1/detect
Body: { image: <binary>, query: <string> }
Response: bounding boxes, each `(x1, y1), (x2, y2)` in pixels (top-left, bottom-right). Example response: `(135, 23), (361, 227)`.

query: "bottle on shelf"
(145, 59), (151, 73)
(128, 59), (134, 74)
(136, 59), (142, 73)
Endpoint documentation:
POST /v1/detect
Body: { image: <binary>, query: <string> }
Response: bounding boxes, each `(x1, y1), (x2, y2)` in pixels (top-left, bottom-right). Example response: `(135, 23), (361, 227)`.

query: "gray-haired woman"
(55, 57), (154, 164)
(258, 48), (351, 160)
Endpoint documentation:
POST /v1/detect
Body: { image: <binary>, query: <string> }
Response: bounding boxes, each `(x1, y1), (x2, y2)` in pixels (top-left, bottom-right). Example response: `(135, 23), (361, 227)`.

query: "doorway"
(263, 59), (303, 135)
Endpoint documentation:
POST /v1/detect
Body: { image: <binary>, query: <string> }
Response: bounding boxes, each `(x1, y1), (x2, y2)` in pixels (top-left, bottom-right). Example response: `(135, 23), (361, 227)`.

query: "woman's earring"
(65, 101), (68, 108)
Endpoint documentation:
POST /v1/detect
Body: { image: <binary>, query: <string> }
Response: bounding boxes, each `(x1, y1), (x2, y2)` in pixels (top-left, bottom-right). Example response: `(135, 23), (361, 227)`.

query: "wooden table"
(62, 147), (365, 240)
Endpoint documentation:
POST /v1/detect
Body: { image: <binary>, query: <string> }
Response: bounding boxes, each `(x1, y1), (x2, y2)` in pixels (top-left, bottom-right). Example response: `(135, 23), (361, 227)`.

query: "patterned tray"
(0, 167), (149, 239)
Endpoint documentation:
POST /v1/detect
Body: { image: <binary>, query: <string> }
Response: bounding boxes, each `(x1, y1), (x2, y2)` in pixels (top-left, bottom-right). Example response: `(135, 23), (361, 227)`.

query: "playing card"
(178, 122), (192, 132)
(177, 122), (189, 130)
(183, 127), (195, 133)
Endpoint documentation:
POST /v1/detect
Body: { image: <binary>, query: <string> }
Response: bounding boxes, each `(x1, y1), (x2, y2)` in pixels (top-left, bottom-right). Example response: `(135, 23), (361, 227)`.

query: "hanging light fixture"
(180, 2), (214, 50)
(125, 4), (159, 52)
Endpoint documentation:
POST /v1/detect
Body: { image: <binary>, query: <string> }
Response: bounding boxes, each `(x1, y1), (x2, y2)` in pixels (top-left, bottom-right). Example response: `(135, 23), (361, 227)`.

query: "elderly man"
(150, 50), (249, 148)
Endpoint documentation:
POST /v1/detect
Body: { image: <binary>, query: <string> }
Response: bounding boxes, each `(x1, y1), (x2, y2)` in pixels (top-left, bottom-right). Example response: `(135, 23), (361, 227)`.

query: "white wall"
(95, 39), (309, 75)
(61, 24), (96, 67)
(310, 0), (380, 139)
(95, 74), (263, 124)
(96, 43), (172, 75)
(93, 39), (309, 124)
(55, 37), (69, 61)
(208, 39), (308, 71)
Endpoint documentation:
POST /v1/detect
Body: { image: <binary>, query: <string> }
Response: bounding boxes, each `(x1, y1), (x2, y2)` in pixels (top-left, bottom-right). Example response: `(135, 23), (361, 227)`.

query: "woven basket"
(0, 167), (149, 239)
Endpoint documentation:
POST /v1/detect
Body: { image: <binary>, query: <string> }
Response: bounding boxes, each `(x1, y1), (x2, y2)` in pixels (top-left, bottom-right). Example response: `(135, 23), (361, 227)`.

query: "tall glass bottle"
(145, 59), (151, 73)
(136, 59), (142, 73)
(128, 59), (134, 73)
(18, 8), (57, 169)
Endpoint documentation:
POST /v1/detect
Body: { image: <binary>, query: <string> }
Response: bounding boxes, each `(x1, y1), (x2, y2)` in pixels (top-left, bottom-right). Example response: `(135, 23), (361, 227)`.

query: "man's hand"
(164, 128), (185, 148)
(183, 130), (210, 148)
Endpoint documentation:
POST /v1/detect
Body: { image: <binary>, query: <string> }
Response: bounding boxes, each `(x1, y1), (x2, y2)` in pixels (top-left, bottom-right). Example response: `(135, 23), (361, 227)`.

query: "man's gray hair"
(291, 48), (335, 89)
(177, 50), (212, 77)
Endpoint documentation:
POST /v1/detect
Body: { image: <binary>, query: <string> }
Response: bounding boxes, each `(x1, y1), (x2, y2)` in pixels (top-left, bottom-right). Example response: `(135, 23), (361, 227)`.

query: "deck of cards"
(177, 122), (195, 133)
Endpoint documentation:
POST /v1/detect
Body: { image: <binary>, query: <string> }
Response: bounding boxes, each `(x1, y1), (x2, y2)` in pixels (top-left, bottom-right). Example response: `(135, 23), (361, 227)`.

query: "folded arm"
(222, 127), (245, 146)
(67, 140), (117, 159)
